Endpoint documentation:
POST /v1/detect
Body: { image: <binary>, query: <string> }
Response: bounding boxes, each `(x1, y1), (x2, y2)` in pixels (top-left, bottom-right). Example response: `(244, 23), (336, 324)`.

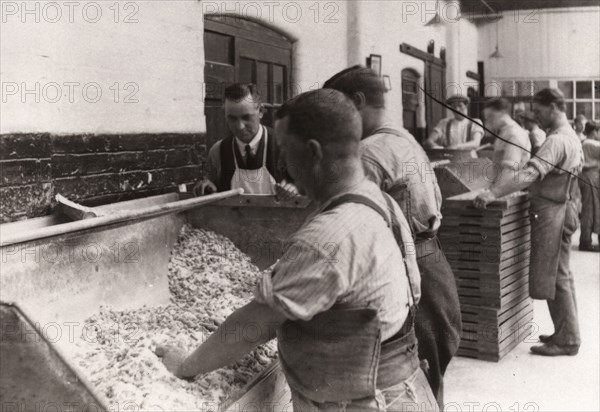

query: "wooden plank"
(457, 281), (529, 308)
(441, 208), (529, 229)
(444, 191), (529, 209)
(447, 251), (530, 274)
(439, 224), (531, 246)
(444, 240), (531, 263)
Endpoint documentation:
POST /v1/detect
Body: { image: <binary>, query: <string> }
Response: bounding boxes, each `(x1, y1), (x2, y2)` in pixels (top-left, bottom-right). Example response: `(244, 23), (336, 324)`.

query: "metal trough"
(0, 191), (311, 410)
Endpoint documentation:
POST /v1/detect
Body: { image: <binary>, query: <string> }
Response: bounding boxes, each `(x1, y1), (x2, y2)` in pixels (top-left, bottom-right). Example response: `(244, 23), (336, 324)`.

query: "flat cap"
(446, 94), (470, 105)
(533, 88), (565, 106)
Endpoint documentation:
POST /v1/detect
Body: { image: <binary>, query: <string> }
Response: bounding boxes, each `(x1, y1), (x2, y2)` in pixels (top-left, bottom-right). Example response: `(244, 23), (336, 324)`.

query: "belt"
(377, 327), (420, 388)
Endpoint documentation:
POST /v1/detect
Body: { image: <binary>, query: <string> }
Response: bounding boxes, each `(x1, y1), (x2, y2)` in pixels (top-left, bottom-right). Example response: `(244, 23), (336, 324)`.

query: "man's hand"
(193, 179), (217, 196)
(155, 345), (189, 378)
(474, 190), (496, 209)
(275, 180), (300, 201)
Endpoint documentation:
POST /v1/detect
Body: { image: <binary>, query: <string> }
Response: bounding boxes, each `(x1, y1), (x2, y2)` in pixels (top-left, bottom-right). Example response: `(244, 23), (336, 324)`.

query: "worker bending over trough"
(157, 89), (438, 411)
(424, 95), (484, 150)
(324, 66), (460, 408)
(483, 97), (531, 176)
(475, 88), (583, 357)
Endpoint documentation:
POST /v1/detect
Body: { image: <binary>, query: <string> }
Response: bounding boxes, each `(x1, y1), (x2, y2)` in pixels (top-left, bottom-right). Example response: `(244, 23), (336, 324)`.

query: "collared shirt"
(235, 126), (264, 158)
(582, 139), (600, 170)
(493, 118), (531, 171)
(206, 126), (265, 184)
(433, 117), (484, 147)
(528, 123), (584, 180)
(255, 179), (418, 341)
(360, 125), (442, 235)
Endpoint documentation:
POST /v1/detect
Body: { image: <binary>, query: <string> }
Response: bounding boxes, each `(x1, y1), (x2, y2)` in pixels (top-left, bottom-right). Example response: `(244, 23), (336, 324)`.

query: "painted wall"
(479, 6), (600, 84)
(1, 0), (207, 134)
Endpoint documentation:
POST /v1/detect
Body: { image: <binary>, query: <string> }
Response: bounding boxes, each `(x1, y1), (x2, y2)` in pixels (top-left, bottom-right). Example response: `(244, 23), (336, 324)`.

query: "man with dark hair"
(574, 114), (588, 142)
(483, 97), (531, 175)
(195, 83), (291, 196)
(518, 110), (547, 154)
(156, 89), (438, 410)
(325, 66), (460, 408)
(475, 88), (584, 356)
(423, 94), (484, 150)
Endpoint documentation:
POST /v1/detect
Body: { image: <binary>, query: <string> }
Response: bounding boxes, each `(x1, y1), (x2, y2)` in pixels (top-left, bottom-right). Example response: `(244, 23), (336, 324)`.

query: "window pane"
(501, 81), (514, 97)
(273, 65), (285, 104)
(575, 102), (593, 120)
(532, 81), (550, 95)
(576, 81), (593, 99)
(256, 62), (269, 103)
(558, 81), (574, 99)
(516, 81), (531, 96)
(595, 81), (600, 99)
(565, 102), (574, 120)
(239, 58), (255, 85)
(595, 101), (600, 121)
(204, 31), (233, 65)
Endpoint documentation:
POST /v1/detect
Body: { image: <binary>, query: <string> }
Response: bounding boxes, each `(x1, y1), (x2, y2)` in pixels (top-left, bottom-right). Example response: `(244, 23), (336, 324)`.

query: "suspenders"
(445, 119), (473, 146)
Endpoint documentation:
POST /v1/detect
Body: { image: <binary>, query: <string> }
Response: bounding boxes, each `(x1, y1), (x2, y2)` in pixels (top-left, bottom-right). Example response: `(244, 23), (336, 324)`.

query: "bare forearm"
(489, 167), (539, 198)
(423, 132), (440, 148)
(178, 300), (283, 378)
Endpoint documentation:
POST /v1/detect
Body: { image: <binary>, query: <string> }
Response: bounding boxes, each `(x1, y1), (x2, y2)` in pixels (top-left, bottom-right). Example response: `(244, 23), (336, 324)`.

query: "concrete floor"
(445, 231), (600, 411)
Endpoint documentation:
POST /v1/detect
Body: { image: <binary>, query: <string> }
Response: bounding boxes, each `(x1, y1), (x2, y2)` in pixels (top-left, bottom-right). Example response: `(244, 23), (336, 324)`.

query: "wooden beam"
(400, 43), (446, 67)
(467, 70), (481, 81)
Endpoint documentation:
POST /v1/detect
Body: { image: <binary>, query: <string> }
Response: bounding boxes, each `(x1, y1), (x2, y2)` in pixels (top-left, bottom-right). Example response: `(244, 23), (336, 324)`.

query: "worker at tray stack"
(323, 66), (459, 408)
(517, 110), (547, 155)
(483, 97), (532, 177)
(474, 88), (584, 356)
(156, 89), (438, 411)
(579, 121), (600, 252)
(423, 95), (484, 150)
(194, 83), (295, 196)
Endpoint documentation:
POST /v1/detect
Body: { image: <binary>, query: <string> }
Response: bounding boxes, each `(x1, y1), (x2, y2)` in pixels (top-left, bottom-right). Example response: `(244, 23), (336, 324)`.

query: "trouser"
(414, 237), (461, 408)
(290, 329), (438, 412)
(579, 169), (600, 245)
(547, 222), (581, 347)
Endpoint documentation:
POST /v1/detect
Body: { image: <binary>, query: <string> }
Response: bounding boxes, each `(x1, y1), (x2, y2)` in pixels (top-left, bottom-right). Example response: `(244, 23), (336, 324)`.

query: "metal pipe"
(0, 189), (244, 247)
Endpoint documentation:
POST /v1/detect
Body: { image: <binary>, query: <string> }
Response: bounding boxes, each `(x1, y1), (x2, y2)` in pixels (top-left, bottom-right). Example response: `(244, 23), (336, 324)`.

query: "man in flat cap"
(475, 88), (584, 356)
(424, 95), (484, 150)
(518, 110), (547, 155)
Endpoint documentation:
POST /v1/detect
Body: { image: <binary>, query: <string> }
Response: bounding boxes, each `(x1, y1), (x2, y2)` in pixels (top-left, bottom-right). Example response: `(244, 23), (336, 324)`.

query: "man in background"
(574, 114), (588, 142)
(518, 110), (547, 155)
(424, 95), (484, 150)
(195, 83), (293, 196)
(483, 97), (531, 177)
(325, 66), (460, 407)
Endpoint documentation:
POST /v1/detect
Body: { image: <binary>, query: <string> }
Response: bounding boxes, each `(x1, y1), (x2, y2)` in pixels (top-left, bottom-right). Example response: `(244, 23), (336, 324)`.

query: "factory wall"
(478, 6), (600, 90)
(1, 0), (478, 222)
(1, 1), (207, 222)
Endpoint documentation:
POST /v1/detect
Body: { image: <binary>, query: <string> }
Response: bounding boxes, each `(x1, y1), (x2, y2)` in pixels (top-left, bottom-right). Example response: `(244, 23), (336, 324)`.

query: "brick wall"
(0, 134), (206, 223)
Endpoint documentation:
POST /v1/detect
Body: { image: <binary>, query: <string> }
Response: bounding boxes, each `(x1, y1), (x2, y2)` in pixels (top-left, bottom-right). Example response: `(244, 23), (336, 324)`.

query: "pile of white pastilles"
(71, 225), (278, 410)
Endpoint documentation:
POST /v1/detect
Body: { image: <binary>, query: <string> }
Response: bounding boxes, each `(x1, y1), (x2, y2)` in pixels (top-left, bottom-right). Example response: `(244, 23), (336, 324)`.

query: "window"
(500, 79), (599, 121)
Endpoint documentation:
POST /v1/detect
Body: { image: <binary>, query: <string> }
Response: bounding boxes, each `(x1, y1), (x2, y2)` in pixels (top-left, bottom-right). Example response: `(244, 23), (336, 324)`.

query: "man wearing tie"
(195, 83), (290, 196)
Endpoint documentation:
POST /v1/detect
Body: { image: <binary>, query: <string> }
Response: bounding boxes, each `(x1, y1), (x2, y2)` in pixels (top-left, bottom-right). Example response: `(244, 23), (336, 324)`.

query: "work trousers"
(414, 237), (461, 408)
(547, 212), (581, 347)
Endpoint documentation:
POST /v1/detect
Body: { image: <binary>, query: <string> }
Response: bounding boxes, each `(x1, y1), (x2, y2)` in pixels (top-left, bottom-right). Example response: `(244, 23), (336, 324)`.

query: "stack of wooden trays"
(439, 191), (534, 362)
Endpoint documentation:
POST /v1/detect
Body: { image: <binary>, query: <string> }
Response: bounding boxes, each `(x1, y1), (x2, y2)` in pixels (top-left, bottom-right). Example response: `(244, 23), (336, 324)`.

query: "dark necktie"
(245, 144), (254, 168)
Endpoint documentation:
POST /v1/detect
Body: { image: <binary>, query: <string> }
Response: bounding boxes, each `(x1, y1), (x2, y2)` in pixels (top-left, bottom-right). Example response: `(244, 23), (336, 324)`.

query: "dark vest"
(217, 126), (283, 192)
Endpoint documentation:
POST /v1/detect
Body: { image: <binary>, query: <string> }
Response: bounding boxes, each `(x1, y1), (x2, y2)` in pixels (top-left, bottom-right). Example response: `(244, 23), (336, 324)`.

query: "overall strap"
(446, 119), (453, 147)
(323, 193), (417, 305)
(218, 136), (235, 191)
(467, 122), (473, 142)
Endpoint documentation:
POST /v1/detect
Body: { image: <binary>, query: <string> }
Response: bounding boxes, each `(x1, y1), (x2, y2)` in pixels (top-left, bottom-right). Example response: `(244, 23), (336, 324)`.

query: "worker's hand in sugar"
(193, 179), (217, 197)
(474, 189), (496, 209)
(155, 345), (189, 379)
(275, 180), (300, 201)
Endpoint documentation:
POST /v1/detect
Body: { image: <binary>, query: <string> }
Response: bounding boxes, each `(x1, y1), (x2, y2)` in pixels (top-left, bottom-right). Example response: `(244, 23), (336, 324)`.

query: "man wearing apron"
(475, 88), (583, 356)
(156, 89), (438, 411)
(324, 67), (460, 408)
(423, 95), (484, 150)
(195, 83), (287, 196)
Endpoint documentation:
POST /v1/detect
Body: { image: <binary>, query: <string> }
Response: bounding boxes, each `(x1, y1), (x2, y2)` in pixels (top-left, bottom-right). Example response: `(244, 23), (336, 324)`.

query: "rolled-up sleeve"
(528, 137), (565, 179)
(254, 239), (347, 321)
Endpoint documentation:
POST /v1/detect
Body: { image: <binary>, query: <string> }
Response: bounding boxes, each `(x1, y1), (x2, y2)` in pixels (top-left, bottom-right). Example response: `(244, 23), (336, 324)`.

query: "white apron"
(230, 126), (276, 195)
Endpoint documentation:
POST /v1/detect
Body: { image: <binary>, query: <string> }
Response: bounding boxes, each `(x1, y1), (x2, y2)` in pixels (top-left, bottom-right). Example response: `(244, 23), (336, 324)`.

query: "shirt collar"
(235, 126), (264, 153)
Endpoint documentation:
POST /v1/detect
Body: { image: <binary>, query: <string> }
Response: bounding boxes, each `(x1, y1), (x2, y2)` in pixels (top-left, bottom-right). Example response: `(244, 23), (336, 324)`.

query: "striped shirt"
(255, 179), (418, 341)
(360, 125), (443, 235)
